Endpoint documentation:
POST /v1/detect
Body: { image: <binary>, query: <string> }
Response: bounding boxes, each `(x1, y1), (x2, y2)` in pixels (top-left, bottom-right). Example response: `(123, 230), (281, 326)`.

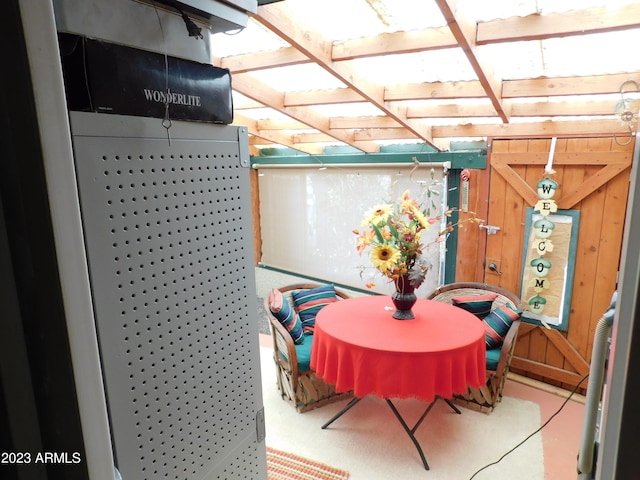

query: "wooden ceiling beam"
(248, 136), (275, 145)
(252, 117), (634, 146)
(387, 73), (640, 102)
(292, 128), (418, 143)
(291, 132), (335, 143)
(332, 26), (457, 60)
(407, 99), (618, 118)
(231, 74), (379, 152)
(284, 88), (364, 107)
(477, 3), (640, 44)
(283, 74), (640, 107)
(512, 100), (618, 117)
(255, 118), (312, 130)
(225, 4), (640, 151)
(218, 46), (308, 73)
(435, 0), (509, 122)
(268, 99), (619, 126)
(433, 118), (632, 138)
(331, 116), (404, 129)
(251, 3), (438, 149)
(219, 5), (640, 71)
(234, 113), (320, 154)
(295, 118), (635, 143)
(405, 102), (499, 119)
(385, 80), (487, 101)
(503, 73), (640, 98)
(288, 131), (383, 152)
(354, 129), (418, 141)
(233, 100), (266, 110)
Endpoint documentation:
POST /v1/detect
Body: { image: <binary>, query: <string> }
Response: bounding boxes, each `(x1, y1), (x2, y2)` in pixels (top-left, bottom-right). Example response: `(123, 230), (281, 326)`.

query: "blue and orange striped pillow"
(292, 284), (338, 335)
(452, 293), (498, 319)
(483, 303), (522, 348)
(268, 288), (305, 345)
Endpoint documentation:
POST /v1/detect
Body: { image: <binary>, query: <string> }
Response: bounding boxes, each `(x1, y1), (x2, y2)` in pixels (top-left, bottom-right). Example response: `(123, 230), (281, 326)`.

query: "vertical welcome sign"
(520, 178), (580, 331)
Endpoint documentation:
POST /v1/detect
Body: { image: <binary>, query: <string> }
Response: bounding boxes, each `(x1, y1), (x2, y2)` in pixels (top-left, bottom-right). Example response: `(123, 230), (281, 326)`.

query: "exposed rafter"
(212, 2), (640, 154)
(219, 5), (640, 71)
(233, 112), (323, 155)
(250, 2), (438, 149)
(434, 0), (508, 122)
(231, 73), (380, 152)
(476, 3), (640, 44)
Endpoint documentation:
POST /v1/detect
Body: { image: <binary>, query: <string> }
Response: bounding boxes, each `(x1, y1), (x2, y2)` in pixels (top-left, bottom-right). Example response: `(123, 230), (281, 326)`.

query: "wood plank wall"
(455, 165), (488, 282)
(456, 136), (635, 391)
(250, 168), (262, 265)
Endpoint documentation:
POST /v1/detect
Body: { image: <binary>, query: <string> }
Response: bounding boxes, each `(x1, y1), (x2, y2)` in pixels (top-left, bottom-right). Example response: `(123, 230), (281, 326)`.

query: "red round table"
(311, 295), (486, 402)
(310, 295), (486, 471)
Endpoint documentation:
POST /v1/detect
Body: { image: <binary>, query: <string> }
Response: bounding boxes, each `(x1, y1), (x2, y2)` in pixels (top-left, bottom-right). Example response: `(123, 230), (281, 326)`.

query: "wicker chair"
(265, 283), (354, 413)
(427, 282), (523, 413)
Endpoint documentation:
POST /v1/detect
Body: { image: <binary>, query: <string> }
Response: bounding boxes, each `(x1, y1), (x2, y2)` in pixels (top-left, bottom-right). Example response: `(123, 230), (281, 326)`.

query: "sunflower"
(370, 244), (401, 273)
(354, 189), (479, 290)
(362, 204), (393, 226)
(411, 206), (429, 230)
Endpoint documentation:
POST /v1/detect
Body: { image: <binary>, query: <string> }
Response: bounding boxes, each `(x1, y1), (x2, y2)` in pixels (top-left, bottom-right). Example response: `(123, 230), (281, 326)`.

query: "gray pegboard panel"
(70, 112), (266, 480)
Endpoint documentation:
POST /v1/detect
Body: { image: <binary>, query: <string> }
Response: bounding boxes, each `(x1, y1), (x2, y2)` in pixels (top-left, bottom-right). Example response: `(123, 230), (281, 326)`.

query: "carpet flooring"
(259, 346), (545, 480)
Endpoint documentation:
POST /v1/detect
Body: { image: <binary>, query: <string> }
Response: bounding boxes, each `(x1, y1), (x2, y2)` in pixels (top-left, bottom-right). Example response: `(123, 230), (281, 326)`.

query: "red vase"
(391, 275), (417, 320)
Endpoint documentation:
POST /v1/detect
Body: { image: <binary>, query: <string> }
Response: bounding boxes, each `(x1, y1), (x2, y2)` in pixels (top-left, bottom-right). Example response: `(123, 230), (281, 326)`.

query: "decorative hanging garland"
(528, 177), (559, 315)
(520, 138), (579, 331)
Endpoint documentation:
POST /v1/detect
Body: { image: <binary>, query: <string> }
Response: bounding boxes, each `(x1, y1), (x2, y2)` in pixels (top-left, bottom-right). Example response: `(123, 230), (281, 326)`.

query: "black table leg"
(410, 398), (438, 435)
(321, 396), (461, 471)
(387, 397), (461, 470)
(444, 397), (462, 414)
(321, 397), (362, 429)
(386, 399), (430, 470)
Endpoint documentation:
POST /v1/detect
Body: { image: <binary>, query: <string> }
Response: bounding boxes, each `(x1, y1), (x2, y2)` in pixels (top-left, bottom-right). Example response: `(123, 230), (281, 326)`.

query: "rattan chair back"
(265, 283), (353, 413)
(426, 281), (523, 413)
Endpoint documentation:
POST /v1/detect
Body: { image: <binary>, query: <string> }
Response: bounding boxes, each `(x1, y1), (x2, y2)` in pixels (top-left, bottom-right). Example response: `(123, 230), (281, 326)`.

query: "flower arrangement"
(353, 189), (479, 290)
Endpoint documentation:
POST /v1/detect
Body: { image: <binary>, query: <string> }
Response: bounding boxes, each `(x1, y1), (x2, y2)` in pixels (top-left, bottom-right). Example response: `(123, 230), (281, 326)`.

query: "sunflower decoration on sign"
(354, 190), (481, 290)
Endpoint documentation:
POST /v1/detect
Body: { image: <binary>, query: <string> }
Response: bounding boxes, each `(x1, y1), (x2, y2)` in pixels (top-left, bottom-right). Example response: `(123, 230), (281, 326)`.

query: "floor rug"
(260, 347), (544, 480)
(267, 446), (350, 480)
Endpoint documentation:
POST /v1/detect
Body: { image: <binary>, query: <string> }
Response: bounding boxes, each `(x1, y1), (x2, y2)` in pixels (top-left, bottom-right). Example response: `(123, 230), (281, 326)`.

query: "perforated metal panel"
(70, 112), (266, 480)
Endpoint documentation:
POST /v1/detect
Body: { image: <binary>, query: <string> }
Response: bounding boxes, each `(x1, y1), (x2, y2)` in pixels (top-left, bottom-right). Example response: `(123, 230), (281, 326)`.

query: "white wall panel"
(71, 112), (265, 480)
(258, 165), (448, 297)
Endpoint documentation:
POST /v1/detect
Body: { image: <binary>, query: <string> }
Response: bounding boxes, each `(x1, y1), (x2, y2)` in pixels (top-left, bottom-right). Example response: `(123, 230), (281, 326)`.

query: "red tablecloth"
(311, 296), (486, 402)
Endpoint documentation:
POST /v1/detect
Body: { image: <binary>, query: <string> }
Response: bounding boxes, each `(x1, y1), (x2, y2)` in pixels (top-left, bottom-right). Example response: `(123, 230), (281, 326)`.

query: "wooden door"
(458, 137), (634, 390)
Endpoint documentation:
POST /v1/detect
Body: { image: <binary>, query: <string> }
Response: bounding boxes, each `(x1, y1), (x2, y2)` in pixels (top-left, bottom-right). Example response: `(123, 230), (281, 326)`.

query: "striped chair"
(265, 283), (353, 412)
(427, 282), (523, 413)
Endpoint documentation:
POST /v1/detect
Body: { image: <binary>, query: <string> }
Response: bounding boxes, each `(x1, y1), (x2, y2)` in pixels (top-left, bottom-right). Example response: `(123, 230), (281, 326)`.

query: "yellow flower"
(411, 206), (429, 230)
(354, 188), (481, 289)
(370, 244), (401, 273)
(362, 204), (393, 226)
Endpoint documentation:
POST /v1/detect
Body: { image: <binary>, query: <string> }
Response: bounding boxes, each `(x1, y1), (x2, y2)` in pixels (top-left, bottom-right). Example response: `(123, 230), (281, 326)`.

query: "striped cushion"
(268, 289), (304, 345)
(452, 293), (498, 318)
(483, 303), (522, 348)
(292, 284), (338, 334)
